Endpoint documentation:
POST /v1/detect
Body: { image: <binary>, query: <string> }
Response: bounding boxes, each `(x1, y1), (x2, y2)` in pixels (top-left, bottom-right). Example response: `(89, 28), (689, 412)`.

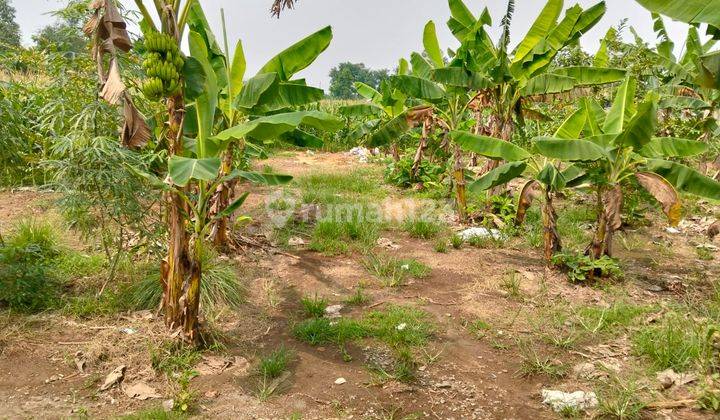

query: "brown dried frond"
(271, 0), (298, 18)
(121, 95), (151, 149)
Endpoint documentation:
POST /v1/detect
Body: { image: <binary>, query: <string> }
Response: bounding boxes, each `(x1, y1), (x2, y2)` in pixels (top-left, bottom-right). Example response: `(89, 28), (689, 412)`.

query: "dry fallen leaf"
(123, 382), (161, 400)
(100, 365), (126, 391)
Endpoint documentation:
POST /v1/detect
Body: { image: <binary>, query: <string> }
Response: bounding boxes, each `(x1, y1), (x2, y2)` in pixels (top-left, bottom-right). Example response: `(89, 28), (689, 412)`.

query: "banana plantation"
(2, 0), (720, 418)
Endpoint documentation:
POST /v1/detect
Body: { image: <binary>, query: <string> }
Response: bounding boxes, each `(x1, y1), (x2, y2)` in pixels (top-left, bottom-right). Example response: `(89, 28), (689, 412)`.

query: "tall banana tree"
(536, 78), (720, 263)
(375, 0), (625, 221)
(86, 0), (305, 343)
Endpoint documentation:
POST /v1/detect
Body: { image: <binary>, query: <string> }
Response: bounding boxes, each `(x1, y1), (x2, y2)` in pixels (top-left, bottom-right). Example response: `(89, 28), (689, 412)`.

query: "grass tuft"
(300, 294), (328, 318)
(363, 253), (431, 287)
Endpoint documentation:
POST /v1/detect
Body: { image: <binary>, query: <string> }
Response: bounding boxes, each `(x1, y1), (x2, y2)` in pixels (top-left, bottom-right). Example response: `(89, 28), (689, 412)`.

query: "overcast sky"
(13, 0), (695, 89)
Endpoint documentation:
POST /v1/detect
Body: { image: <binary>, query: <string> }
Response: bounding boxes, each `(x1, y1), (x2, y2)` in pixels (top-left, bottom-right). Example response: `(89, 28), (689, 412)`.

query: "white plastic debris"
(541, 389), (598, 412)
(346, 147), (372, 163)
(396, 323), (407, 331)
(400, 264), (410, 270)
(334, 377), (347, 385)
(458, 227), (505, 242)
(324, 304), (344, 319)
(665, 227), (681, 234)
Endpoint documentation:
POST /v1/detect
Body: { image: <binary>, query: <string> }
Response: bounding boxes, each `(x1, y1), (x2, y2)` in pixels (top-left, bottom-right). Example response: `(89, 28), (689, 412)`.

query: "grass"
(517, 345), (567, 379)
(499, 272), (522, 299)
(150, 341), (202, 376)
(130, 253), (244, 314)
(258, 346), (294, 379)
(450, 234), (463, 249)
(121, 409), (185, 420)
(401, 217), (446, 239)
(300, 294), (328, 318)
(345, 284), (370, 306)
(595, 376), (646, 420)
(308, 208), (381, 255)
(296, 169), (386, 204)
(363, 253), (431, 287)
(632, 314), (710, 372)
(576, 301), (654, 334)
(433, 239), (448, 253)
(293, 305), (434, 349)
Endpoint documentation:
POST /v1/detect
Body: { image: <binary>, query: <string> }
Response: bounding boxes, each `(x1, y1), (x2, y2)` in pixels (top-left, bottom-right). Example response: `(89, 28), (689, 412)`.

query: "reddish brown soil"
(1, 153), (718, 419)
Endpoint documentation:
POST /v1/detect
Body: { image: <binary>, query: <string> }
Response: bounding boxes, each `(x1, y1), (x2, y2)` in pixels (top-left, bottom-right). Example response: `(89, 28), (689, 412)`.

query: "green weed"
(363, 254), (431, 287)
(401, 218), (445, 239)
(258, 346), (294, 379)
(633, 314), (710, 372)
(300, 294), (328, 318)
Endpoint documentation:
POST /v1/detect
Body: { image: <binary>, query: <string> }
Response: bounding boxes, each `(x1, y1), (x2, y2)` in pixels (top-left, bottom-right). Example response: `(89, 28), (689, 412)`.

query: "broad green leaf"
(554, 107), (587, 139)
(124, 164), (170, 191)
(645, 159), (720, 199)
(652, 13), (675, 60)
(468, 162), (527, 193)
(634, 0), (720, 30)
(423, 21), (444, 68)
(188, 30), (219, 157)
(432, 67), (492, 89)
(513, 0), (563, 64)
(259, 26), (333, 80)
(639, 137), (708, 158)
(183, 57), (207, 101)
(546, 5), (583, 51)
(398, 58), (409, 75)
(214, 111), (342, 142)
(235, 73), (277, 110)
(354, 82), (382, 103)
(452, 131), (531, 161)
(613, 94), (657, 149)
(537, 164), (566, 191)
(603, 77), (636, 133)
(187, 2), (227, 88)
(229, 40), (246, 100)
(253, 82), (325, 112)
(368, 113), (411, 147)
(551, 67), (626, 85)
(568, 2), (607, 43)
(410, 52), (433, 79)
(168, 156), (221, 187)
(658, 95), (710, 110)
(594, 31), (610, 67)
(390, 75), (445, 101)
(447, 0), (476, 40)
(534, 137), (607, 161)
(213, 192), (250, 221)
(224, 170), (293, 186)
(583, 98), (605, 136)
(520, 74), (576, 97)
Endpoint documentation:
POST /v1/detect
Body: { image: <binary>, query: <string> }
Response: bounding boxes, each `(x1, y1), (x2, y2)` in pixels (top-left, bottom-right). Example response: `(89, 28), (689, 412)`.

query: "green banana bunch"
(140, 31), (186, 101)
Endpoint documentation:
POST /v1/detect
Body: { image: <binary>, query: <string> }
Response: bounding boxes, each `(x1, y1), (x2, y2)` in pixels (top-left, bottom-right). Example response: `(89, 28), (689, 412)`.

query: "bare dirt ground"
(1, 152), (719, 419)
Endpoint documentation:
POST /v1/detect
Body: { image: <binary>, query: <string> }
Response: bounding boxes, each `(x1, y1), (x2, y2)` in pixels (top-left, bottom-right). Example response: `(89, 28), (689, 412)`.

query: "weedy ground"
(1, 151), (720, 419)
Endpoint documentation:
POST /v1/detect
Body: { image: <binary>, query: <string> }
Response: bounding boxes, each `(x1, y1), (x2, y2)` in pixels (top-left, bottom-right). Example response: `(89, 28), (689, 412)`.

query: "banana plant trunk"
(161, 93), (201, 344)
(452, 144), (467, 222)
(211, 143), (236, 249)
(587, 185), (623, 270)
(411, 121), (429, 180)
(541, 189), (562, 263)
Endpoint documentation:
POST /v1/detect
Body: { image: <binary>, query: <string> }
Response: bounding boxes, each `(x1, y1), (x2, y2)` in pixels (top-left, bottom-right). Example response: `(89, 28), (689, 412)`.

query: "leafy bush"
(551, 252), (623, 282)
(0, 220), (61, 312)
(384, 156), (445, 189)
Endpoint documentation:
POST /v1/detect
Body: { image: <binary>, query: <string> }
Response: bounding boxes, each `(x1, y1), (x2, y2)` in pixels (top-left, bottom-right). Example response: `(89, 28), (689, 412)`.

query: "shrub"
(552, 252), (623, 283)
(0, 220), (61, 312)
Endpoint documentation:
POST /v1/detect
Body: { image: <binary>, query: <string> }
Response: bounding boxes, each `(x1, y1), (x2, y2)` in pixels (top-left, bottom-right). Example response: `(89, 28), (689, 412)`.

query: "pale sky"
(13, 0), (695, 89)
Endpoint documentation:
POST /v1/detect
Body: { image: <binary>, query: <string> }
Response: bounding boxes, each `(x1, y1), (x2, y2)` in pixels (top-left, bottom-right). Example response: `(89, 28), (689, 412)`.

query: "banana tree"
(453, 101), (605, 263)
(646, 13), (720, 141)
(187, 5), (333, 247)
(376, 0), (625, 221)
(536, 78), (720, 263)
(153, 4), (340, 342)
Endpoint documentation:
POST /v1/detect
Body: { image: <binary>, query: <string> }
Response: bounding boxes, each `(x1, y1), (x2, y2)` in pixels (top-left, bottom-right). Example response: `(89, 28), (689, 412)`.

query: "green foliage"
(450, 234), (463, 249)
(577, 301), (653, 333)
(401, 217), (446, 239)
(309, 210), (381, 255)
(362, 306), (435, 348)
(595, 376), (646, 420)
(0, 220), (61, 312)
(551, 252), (623, 283)
(363, 254), (431, 287)
(345, 284), (370, 306)
(384, 156), (445, 189)
(150, 341), (202, 376)
(633, 314), (712, 371)
(300, 294), (328, 318)
(329, 62), (389, 99)
(0, 0), (21, 50)
(130, 253), (244, 313)
(258, 346), (294, 379)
